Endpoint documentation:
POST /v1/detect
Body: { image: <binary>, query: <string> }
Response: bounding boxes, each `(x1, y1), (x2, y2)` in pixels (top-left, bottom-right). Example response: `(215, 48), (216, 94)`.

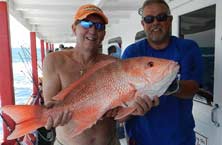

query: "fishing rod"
(18, 47), (41, 90)
(20, 46), (33, 73)
(18, 47), (32, 71)
(18, 52), (32, 78)
(21, 46), (43, 71)
(18, 52), (39, 89)
(20, 70), (39, 90)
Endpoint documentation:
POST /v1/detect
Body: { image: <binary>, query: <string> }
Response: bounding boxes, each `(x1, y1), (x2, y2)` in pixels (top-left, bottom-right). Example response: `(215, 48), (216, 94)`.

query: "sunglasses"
(79, 20), (105, 31)
(143, 13), (171, 24)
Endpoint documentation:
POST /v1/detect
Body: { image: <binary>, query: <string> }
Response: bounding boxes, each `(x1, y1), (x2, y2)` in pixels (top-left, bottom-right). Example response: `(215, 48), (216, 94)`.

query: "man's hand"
(104, 95), (159, 122)
(104, 107), (122, 118)
(132, 95), (159, 116)
(44, 100), (72, 130)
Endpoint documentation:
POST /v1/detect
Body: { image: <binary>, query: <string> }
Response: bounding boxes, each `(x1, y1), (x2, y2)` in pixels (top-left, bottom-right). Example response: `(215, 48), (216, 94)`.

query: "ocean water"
(0, 47), (42, 141)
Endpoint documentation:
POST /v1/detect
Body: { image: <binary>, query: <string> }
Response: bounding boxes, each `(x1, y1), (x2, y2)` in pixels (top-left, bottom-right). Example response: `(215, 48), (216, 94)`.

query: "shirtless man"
(42, 4), (121, 145)
(42, 4), (158, 145)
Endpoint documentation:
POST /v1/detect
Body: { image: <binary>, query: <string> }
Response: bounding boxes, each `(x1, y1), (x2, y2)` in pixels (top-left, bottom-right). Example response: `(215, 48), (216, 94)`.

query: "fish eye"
(147, 61), (154, 67)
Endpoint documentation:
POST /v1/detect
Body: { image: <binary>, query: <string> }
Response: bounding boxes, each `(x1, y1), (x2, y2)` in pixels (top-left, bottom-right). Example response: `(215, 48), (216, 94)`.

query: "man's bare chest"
(58, 65), (84, 88)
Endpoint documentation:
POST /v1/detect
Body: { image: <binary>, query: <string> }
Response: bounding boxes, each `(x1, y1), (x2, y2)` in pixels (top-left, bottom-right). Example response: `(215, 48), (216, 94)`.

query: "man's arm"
(42, 53), (72, 129)
(174, 80), (199, 99)
(173, 40), (203, 100)
(42, 53), (61, 104)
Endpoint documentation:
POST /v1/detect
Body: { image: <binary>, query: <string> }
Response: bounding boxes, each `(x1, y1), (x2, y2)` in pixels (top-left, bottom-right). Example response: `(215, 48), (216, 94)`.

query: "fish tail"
(1, 105), (46, 140)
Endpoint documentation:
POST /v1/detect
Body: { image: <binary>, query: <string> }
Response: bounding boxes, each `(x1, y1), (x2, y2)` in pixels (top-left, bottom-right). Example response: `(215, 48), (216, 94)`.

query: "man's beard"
(146, 29), (170, 44)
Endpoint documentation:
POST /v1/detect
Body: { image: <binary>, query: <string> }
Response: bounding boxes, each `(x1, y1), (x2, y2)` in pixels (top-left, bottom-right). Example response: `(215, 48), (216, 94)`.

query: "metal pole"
(0, 1), (16, 144)
(30, 32), (38, 96)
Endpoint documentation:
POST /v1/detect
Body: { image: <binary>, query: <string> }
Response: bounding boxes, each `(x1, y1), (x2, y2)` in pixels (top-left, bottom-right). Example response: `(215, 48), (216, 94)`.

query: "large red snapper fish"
(1, 57), (179, 140)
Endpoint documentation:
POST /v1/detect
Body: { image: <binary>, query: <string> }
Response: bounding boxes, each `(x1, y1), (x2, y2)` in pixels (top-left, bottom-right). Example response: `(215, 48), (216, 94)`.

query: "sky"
(9, 15), (40, 48)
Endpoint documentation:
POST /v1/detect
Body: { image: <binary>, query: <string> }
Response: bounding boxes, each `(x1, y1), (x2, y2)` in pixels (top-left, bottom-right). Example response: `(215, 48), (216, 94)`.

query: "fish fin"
(114, 107), (136, 120)
(1, 105), (46, 140)
(7, 118), (44, 140)
(53, 59), (116, 101)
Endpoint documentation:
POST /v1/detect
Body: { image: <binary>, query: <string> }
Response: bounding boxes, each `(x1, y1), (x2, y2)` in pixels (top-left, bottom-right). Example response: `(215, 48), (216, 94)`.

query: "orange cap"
(74, 4), (108, 24)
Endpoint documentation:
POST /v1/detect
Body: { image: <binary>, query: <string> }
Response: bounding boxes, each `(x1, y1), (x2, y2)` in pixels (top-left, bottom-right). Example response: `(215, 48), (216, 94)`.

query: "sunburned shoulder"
(44, 51), (71, 67)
